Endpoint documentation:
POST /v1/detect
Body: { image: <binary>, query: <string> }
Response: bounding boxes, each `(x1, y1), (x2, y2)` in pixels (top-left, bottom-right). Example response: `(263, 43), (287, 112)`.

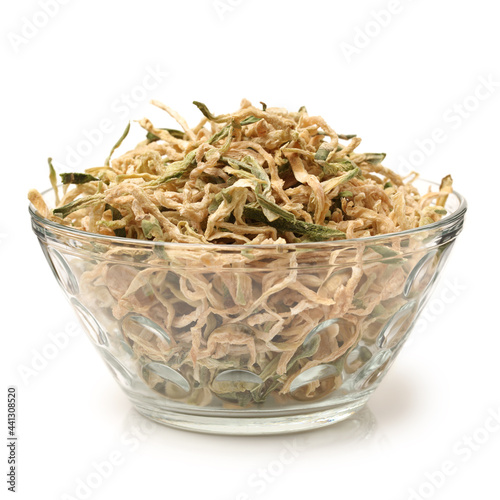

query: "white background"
(1, 1), (499, 499)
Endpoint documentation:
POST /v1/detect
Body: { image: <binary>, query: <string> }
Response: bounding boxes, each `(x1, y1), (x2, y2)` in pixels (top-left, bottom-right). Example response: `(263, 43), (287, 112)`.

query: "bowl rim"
(29, 179), (467, 250)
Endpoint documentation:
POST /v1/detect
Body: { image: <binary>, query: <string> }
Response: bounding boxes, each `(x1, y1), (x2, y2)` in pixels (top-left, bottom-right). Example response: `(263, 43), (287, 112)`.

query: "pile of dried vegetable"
(29, 99), (452, 244)
(28, 100), (454, 406)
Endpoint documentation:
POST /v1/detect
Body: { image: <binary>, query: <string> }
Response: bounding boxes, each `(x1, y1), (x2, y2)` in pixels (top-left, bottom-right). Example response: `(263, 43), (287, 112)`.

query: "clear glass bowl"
(29, 180), (466, 434)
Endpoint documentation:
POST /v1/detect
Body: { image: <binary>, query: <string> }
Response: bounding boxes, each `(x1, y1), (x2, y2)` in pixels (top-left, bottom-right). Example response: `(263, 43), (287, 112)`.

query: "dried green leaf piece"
(146, 128), (185, 141)
(351, 152), (386, 165)
(240, 116), (262, 126)
(60, 173), (100, 185)
(286, 334), (321, 370)
(244, 197), (346, 241)
(53, 194), (104, 218)
(192, 101), (224, 122)
(314, 145), (332, 161)
(249, 337), (321, 404)
(337, 159), (359, 171)
(318, 160), (355, 175)
(366, 153), (386, 165)
(249, 357), (282, 403)
(208, 193), (224, 214)
(224, 156), (272, 196)
(367, 245), (400, 258)
(105, 204), (122, 220)
(223, 157), (275, 220)
(105, 122), (130, 167)
(48, 157), (60, 205)
(148, 149), (198, 186)
(322, 167), (360, 194)
(367, 245), (405, 265)
(209, 124), (233, 145)
(339, 190), (353, 197)
(437, 175), (453, 207)
(105, 203), (126, 237)
(141, 217), (163, 240)
(317, 162), (339, 176)
(278, 159), (290, 174)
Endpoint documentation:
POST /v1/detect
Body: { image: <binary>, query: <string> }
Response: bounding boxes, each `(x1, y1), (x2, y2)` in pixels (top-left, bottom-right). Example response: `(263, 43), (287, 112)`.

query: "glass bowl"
(29, 180), (466, 434)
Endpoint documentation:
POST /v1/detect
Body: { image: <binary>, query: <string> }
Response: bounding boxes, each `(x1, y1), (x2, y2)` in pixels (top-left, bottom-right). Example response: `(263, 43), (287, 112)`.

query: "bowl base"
(132, 396), (370, 435)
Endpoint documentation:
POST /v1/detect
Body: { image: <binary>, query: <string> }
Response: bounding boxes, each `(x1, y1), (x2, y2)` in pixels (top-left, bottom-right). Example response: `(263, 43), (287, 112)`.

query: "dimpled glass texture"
(30, 180), (466, 434)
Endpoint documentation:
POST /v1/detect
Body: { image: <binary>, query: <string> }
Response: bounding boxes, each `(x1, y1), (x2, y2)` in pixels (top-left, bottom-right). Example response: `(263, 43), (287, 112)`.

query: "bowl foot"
(132, 396), (370, 435)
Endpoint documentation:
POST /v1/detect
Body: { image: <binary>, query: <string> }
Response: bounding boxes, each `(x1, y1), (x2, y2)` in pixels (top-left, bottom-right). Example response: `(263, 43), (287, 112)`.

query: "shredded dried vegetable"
(28, 100), (454, 407)
(29, 99), (451, 244)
